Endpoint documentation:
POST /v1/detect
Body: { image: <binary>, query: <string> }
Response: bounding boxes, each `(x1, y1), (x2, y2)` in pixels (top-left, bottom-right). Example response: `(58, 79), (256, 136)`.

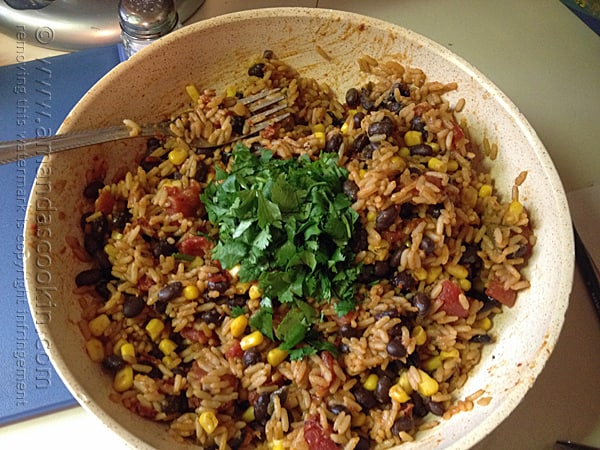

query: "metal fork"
(0, 87), (290, 165)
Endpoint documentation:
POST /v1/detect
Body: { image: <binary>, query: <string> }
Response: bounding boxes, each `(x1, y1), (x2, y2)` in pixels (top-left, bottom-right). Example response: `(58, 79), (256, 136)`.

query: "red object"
(438, 280), (469, 318)
(95, 189), (115, 215)
(178, 235), (211, 257)
(303, 418), (340, 450)
(485, 279), (518, 307)
(165, 181), (201, 217)
(180, 327), (210, 344)
(225, 340), (244, 359)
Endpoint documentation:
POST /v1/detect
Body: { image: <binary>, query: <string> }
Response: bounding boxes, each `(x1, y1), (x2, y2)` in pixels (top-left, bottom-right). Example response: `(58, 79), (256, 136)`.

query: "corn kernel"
(113, 365), (134, 392)
(104, 243), (117, 258)
(235, 281), (252, 294)
(389, 383), (411, 403)
(426, 266), (443, 284)
(162, 355), (181, 369)
(185, 84), (200, 103)
(230, 315), (249, 338)
(414, 267), (428, 281)
(183, 285), (200, 300)
(168, 147), (188, 166)
(458, 278), (472, 291)
(366, 211), (377, 222)
(447, 264), (469, 279)
(267, 347), (289, 366)
(422, 355), (442, 372)
(85, 338), (105, 363)
(399, 146), (411, 158)
(447, 159), (459, 172)
(242, 405), (255, 422)
(404, 130), (423, 146)
(314, 131), (326, 146)
(271, 439), (285, 450)
(417, 369), (439, 396)
(190, 257), (204, 269)
(159, 338), (178, 356)
(226, 86), (237, 98)
(440, 348), (460, 360)
(312, 123), (326, 133)
(398, 371), (413, 394)
(427, 157), (447, 173)
(428, 142), (441, 153)
(240, 330), (264, 350)
(120, 342), (136, 363)
(113, 338), (128, 356)
(198, 411), (219, 435)
(228, 264), (241, 278)
(363, 373), (379, 391)
(505, 200), (523, 224)
(358, 169), (367, 179)
(89, 314), (111, 337)
(248, 284), (262, 300)
(145, 318), (165, 341)
(477, 316), (493, 331)
(412, 325), (427, 346)
(340, 121), (350, 135)
(478, 184), (493, 198)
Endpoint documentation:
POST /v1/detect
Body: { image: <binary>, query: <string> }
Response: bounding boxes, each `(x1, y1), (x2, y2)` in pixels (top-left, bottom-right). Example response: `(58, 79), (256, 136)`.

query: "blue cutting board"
(0, 44), (121, 425)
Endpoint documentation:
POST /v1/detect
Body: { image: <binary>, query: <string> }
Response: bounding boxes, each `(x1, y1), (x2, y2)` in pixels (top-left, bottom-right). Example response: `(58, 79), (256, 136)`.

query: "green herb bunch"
(201, 144), (360, 358)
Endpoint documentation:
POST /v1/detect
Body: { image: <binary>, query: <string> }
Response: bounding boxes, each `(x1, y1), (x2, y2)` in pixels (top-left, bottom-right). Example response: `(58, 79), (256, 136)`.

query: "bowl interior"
(24, 7), (573, 449)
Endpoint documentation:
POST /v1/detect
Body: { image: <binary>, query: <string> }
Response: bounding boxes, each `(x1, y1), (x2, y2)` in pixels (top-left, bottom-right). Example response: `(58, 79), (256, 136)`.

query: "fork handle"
(0, 125), (136, 165)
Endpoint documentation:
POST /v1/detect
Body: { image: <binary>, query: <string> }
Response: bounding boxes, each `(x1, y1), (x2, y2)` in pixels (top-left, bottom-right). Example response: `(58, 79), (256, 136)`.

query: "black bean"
(386, 338), (407, 358)
(412, 292), (431, 317)
(325, 132), (343, 153)
(254, 392), (270, 421)
(140, 155), (162, 172)
(352, 111), (365, 129)
(409, 143), (434, 156)
(351, 133), (369, 153)
(153, 300), (168, 314)
(367, 116), (394, 137)
(383, 99), (403, 113)
(343, 179), (359, 202)
(361, 143), (377, 160)
(391, 416), (414, 435)
(327, 111), (344, 128)
(345, 88), (360, 108)
(146, 137), (161, 152)
(122, 294), (146, 318)
(102, 354), (126, 372)
(355, 435), (373, 450)
(391, 271), (416, 292)
(248, 63), (265, 78)
(75, 268), (103, 287)
(388, 323), (403, 338)
(389, 247), (404, 269)
(207, 279), (229, 293)
(352, 385), (377, 411)
(93, 249), (112, 272)
(428, 203), (444, 218)
(164, 393), (189, 414)
(158, 281), (183, 302)
(226, 295), (248, 310)
(373, 260), (391, 278)
(152, 239), (179, 259)
(83, 180), (105, 200)
(471, 334), (492, 343)
(374, 309), (401, 321)
(339, 324), (361, 339)
(360, 88), (375, 111)
(111, 209), (131, 232)
(242, 348), (261, 368)
(83, 233), (101, 255)
(375, 205), (398, 231)
(375, 375), (393, 404)
(95, 280), (112, 301)
(262, 49), (274, 59)
(411, 392), (428, 418)
(410, 115), (427, 133)
(460, 244), (481, 266)
(89, 214), (109, 236)
(420, 236), (435, 255)
(268, 386), (288, 415)
(425, 398), (445, 416)
(328, 404), (350, 415)
(231, 115), (245, 135)
(147, 365), (163, 379)
(350, 222), (368, 254)
(200, 309), (222, 325)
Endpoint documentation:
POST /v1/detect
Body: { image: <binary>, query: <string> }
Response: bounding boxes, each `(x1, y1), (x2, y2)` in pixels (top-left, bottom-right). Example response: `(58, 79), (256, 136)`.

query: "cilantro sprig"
(201, 144), (360, 356)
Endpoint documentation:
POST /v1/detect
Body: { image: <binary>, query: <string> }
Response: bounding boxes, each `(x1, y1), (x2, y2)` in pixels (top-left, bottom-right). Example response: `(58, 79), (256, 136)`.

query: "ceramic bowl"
(24, 7), (573, 449)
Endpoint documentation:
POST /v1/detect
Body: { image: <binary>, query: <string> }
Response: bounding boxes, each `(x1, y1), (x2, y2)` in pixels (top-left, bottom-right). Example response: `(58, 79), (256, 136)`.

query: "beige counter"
(1, 1), (599, 449)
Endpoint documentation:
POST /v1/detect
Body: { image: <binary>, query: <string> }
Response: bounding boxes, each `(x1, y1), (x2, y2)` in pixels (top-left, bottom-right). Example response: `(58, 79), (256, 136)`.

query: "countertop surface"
(1, 1), (599, 449)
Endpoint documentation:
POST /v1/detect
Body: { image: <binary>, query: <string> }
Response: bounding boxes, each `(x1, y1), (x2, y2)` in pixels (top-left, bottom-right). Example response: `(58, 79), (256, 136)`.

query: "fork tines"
(241, 88), (291, 133)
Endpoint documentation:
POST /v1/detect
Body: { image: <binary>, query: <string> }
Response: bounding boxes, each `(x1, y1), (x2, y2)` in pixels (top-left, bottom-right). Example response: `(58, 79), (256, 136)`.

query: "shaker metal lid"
(118, 0), (178, 39)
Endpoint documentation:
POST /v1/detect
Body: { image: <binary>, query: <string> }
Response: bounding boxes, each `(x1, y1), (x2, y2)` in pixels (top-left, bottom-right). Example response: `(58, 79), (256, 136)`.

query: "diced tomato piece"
(180, 327), (210, 344)
(137, 274), (155, 292)
(485, 279), (518, 307)
(225, 340), (243, 359)
(178, 235), (211, 257)
(303, 418), (340, 450)
(438, 280), (469, 318)
(165, 181), (201, 217)
(95, 189), (115, 215)
(451, 123), (466, 148)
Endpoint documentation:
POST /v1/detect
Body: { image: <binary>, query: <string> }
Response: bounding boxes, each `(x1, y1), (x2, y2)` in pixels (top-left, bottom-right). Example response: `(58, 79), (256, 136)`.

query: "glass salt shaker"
(118, 0), (179, 59)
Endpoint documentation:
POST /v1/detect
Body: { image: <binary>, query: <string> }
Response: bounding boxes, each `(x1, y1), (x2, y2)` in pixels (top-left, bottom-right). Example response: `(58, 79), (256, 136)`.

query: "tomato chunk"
(438, 280), (469, 318)
(304, 418), (340, 450)
(165, 181), (201, 217)
(485, 279), (518, 307)
(178, 235), (211, 257)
